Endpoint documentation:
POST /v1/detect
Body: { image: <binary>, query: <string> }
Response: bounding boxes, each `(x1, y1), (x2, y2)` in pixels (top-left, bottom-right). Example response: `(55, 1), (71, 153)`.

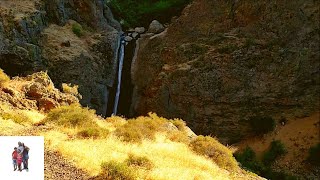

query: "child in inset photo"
(17, 151), (23, 172)
(12, 147), (18, 171)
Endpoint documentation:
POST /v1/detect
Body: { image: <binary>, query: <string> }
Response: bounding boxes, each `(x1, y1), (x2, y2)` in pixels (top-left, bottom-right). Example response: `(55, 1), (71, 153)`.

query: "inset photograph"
(0, 136), (44, 180)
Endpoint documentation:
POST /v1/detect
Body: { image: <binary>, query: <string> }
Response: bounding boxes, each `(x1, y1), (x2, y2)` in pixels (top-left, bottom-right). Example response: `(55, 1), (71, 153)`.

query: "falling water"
(112, 35), (125, 115)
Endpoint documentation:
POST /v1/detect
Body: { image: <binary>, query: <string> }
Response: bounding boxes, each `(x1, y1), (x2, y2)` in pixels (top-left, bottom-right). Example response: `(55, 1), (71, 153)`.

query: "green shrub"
(44, 104), (96, 128)
(114, 114), (167, 142)
(98, 161), (136, 180)
(249, 116), (276, 135)
(107, 0), (191, 28)
(262, 140), (287, 166)
(0, 111), (29, 124)
(216, 44), (238, 54)
(307, 143), (320, 166)
(0, 69), (10, 86)
(234, 147), (265, 174)
(62, 83), (81, 98)
(125, 154), (153, 169)
(263, 169), (297, 180)
(77, 127), (109, 139)
(72, 23), (84, 37)
(189, 135), (238, 170)
(169, 119), (186, 130)
(235, 146), (296, 180)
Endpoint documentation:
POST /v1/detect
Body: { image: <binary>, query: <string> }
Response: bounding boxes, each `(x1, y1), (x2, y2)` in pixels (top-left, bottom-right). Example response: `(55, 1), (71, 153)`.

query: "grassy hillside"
(0, 70), (261, 180)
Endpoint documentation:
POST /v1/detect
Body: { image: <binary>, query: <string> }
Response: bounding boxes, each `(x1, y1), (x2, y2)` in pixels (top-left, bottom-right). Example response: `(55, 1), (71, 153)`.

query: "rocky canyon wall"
(131, 0), (320, 143)
(0, 0), (121, 115)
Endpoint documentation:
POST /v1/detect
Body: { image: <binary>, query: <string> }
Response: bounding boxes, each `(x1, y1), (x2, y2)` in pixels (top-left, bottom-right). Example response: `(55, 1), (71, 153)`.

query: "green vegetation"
(216, 44), (238, 54)
(115, 115), (167, 142)
(177, 43), (209, 60)
(307, 143), (320, 166)
(234, 147), (265, 174)
(125, 154), (153, 169)
(0, 111), (29, 124)
(0, 68), (10, 87)
(169, 119), (186, 130)
(249, 116), (276, 135)
(77, 127), (109, 139)
(235, 141), (294, 180)
(62, 83), (82, 99)
(190, 135), (238, 170)
(262, 140), (287, 166)
(107, 0), (191, 28)
(99, 161), (136, 180)
(44, 104), (96, 127)
(72, 23), (84, 37)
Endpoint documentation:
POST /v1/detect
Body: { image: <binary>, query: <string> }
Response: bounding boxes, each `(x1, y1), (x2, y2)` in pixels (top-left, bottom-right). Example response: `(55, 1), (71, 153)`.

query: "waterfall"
(112, 35), (125, 115)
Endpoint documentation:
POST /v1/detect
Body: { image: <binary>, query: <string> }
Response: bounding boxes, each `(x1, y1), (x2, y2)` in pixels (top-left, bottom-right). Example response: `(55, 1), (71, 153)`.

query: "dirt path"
(44, 149), (92, 180)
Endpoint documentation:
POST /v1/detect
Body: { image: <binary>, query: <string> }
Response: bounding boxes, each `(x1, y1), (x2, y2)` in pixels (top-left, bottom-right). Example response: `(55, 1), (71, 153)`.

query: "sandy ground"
(236, 111), (320, 175)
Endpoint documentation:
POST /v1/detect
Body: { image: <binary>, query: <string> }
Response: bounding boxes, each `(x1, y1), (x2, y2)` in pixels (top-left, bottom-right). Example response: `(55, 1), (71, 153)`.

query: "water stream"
(112, 35), (125, 115)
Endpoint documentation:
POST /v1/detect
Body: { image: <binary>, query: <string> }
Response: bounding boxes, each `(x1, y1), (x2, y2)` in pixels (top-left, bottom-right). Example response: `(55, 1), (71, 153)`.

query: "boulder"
(134, 27), (145, 34)
(124, 36), (133, 42)
(148, 20), (165, 34)
(132, 32), (139, 39)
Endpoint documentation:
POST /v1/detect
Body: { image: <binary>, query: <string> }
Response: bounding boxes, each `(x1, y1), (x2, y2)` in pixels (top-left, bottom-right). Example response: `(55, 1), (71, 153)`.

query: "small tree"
(249, 116), (276, 135)
(262, 140), (287, 166)
(307, 143), (320, 166)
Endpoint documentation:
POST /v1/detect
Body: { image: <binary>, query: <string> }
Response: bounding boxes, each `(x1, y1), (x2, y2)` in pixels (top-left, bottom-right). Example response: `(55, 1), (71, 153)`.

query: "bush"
(262, 140), (287, 166)
(72, 23), (84, 37)
(114, 113), (167, 142)
(169, 119), (186, 131)
(234, 147), (265, 174)
(107, 0), (191, 28)
(307, 143), (320, 166)
(125, 154), (153, 169)
(235, 146), (296, 179)
(249, 116), (276, 135)
(0, 69), (10, 87)
(44, 104), (97, 128)
(77, 127), (109, 139)
(189, 135), (238, 170)
(98, 161), (136, 180)
(0, 111), (29, 124)
(62, 83), (81, 98)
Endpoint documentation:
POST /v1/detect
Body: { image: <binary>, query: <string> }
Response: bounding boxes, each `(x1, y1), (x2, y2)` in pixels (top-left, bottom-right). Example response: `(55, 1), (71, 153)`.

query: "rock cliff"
(131, 0), (320, 142)
(0, 0), (121, 115)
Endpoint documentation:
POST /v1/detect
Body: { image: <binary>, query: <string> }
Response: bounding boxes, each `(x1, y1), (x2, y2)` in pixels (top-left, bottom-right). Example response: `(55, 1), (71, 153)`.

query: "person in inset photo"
(17, 151), (23, 172)
(22, 143), (30, 170)
(12, 147), (18, 171)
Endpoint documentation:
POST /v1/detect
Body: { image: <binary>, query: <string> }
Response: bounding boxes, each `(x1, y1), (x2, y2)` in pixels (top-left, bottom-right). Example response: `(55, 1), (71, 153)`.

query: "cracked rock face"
(0, 0), (121, 115)
(131, 0), (320, 143)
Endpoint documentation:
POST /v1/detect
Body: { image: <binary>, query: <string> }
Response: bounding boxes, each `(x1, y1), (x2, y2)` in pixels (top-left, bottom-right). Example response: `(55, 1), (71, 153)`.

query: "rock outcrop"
(0, 71), (78, 112)
(131, 0), (320, 143)
(0, 0), (121, 115)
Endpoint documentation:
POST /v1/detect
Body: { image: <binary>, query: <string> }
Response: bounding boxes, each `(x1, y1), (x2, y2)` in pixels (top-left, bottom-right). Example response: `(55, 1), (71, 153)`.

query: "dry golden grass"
(190, 135), (239, 171)
(0, 103), (259, 179)
(0, 104), (45, 126)
(62, 83), (81, 98)
(42, 131), (231, 179)
(0, 68), (10, 87)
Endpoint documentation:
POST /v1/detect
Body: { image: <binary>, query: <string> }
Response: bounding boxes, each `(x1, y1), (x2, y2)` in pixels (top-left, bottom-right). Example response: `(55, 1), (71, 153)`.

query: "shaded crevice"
(0, 54), (33, 76)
